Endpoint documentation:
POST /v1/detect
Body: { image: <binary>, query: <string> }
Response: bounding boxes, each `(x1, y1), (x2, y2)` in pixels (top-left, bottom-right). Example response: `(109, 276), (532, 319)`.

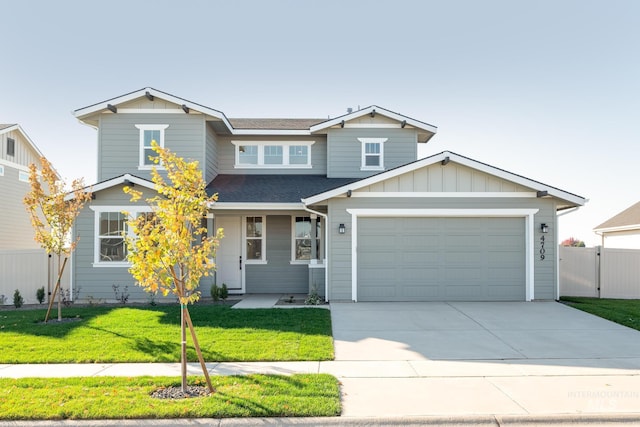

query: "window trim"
(90, 206), (153, 267)
(135, 124), (169, 170)
(244, 215), (267, 264)
(18, 171), (30, 182)
(358, 137), (387, 171)
(232, 141), (314, 169)
(290, 216), (322, 264)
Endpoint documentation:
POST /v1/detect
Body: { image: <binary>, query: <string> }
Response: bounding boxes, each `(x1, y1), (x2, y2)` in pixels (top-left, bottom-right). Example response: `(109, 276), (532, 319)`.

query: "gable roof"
(74, 89), (437, 140)
(594, 201), (640, 234)
(64, 173), (155, 201)
(207, 175), (359, 204)
(0, 124), (46, 159)
(74, 87), (234, 130)
(309, 105), (438, 143)
(302, 151), (586, 209)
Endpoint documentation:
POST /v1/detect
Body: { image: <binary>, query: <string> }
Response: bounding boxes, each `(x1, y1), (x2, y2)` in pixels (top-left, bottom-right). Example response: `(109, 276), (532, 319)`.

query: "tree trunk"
(184, 306), (215, 393)
(44, 256), (68, 324)
(180, 305), (188, 392)
(57, 255), (62, 322)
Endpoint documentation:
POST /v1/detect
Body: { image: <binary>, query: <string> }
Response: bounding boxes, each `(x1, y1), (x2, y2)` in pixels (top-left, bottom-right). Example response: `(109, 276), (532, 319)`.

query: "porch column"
(310, 214), (318, 262)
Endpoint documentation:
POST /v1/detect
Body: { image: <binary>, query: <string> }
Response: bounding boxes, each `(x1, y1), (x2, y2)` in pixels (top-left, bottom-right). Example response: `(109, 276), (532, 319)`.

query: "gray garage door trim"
(346, 208), (539, 302)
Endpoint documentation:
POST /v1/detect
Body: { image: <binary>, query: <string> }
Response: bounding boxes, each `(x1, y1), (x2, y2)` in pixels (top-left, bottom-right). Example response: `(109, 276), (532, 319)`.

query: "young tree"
(124, 141), (222, 394)
(23, 157), (92, 322)
(561, 237), (586, 247)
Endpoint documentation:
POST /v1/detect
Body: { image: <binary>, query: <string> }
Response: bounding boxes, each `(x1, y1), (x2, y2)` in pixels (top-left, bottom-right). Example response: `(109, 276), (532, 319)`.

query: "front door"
(215, 216), (243, 292)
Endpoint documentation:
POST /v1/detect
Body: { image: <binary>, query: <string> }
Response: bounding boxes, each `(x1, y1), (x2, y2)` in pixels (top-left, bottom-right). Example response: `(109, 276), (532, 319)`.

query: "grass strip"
(0, 305), (333, 363)
(560, 297), (640, 331)
(0, 374), (341, 420)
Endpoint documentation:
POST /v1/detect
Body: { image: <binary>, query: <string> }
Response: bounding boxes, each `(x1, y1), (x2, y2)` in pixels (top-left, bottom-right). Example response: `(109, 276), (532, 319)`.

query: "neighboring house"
(0, 124), (48, 250)
(594, 201), (640, 248)
(70, 87), (586, 303)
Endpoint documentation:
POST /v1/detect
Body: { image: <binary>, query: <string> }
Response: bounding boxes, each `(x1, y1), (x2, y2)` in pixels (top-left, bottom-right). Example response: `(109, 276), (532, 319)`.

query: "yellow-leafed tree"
(124, 141), (222, 393)
(23, 157), (92, 322)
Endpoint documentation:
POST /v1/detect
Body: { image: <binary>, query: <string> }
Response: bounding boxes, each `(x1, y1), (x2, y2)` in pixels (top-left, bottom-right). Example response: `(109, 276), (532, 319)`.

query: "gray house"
(0, 124), (49, 250)
(71, 87), (585, 302)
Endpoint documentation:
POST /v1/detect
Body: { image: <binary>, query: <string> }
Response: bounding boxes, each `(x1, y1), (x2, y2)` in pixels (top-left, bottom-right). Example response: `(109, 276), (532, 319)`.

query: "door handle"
(239, 255), (242, 271)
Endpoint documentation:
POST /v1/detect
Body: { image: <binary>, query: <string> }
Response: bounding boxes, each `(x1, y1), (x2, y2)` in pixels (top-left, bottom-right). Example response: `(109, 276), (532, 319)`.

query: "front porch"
(208, 212), (326, 298)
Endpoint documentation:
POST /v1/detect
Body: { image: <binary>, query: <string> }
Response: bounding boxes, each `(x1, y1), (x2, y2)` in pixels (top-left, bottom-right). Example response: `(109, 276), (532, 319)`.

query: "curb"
(2, 413), (640, 427)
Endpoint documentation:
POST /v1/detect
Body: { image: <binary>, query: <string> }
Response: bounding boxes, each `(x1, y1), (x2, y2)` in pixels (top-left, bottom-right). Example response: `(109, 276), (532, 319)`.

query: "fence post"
(596, 245), (602, 298)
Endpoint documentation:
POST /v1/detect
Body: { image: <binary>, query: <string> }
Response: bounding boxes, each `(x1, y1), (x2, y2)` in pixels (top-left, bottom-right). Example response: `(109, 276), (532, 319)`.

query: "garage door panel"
(357, 217), (525, 302)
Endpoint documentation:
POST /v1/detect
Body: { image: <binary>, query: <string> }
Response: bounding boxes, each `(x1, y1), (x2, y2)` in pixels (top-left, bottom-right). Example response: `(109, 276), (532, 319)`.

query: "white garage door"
(357, 217), (525, 301)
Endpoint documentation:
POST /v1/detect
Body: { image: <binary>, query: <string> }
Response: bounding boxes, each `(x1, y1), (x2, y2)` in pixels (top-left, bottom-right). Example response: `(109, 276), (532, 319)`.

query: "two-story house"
(71, 88), (585, 303)
(0, 124), (50, 250)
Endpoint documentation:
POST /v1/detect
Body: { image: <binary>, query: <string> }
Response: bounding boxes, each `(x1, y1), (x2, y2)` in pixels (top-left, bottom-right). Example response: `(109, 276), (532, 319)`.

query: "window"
(0, 165), (4, 176)
(6, 138), (15, 157)
(245, 216), (265, 262)
(18, 171), (30, 182)
(358, 137), (387, 171)
(292, 216), (321, 262)
(238, 145), (258, 165)
(289, 145), (308, 165)
(98, 212), (127, 262)
(135, 125), (168, 168)
(233, 141), (313, 168)
(264, 145), (283, 164)
(92, 207), (153, 266)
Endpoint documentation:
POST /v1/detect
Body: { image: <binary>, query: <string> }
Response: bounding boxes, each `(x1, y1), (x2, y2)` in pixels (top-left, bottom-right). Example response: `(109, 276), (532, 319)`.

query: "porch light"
(540, 223), (549, 233)
(338, 223), (346, 234)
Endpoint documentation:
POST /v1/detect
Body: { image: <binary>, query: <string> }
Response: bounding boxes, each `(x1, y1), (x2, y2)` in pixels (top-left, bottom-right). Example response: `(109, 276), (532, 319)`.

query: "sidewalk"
(2, 359), (640, 419)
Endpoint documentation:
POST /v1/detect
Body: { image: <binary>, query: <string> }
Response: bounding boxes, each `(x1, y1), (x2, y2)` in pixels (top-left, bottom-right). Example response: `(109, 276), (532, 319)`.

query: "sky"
(2, 0), (639, 246)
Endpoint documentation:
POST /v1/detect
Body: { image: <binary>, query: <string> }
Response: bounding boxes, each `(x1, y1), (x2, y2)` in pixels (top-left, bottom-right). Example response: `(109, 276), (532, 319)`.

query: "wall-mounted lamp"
(338, 223), (346, 234)
(540, 223), (549, 233)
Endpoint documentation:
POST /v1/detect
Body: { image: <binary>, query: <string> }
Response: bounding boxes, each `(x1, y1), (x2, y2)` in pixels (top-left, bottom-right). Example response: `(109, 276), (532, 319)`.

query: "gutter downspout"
(303, 205), (329, 302)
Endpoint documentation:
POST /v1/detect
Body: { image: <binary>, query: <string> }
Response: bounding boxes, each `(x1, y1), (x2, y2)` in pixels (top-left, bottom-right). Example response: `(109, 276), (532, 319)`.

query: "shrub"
(210, 283), (220, 302)
(13, 289), (24, 309)
(36, 286), (46, 304)
(112, 284), (129, 304)
(220, 283), (229, 301)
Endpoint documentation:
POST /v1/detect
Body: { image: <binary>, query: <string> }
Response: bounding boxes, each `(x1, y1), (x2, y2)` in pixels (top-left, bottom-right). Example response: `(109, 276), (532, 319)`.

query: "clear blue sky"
(2, 0), (639, 245)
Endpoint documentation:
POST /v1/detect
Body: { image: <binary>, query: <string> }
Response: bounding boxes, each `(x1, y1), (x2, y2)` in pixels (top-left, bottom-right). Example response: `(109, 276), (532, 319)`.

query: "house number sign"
(539, 235), (545, 260)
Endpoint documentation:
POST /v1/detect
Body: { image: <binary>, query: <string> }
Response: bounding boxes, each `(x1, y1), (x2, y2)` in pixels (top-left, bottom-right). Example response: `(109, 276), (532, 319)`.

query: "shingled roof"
(206, 175), (359, 203)
(0, 124), (16, 131)
(228, 118), (325, 130)
(594, 201), (640, 232)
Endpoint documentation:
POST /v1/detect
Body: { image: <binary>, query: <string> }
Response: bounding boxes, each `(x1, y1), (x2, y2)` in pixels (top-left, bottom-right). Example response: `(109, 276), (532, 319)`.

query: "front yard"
(561, 296), (640, 331)
(0, 305), (334, 363)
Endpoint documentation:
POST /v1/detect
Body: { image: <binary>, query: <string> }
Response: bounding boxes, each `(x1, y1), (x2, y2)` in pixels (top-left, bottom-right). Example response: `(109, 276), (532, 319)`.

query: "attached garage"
(357, 216), (525, 301)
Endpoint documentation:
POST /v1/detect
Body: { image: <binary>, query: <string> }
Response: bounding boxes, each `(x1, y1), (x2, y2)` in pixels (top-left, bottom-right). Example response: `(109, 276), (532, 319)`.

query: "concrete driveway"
(329, 301), (640, 418)
(331, 301), (640, 361)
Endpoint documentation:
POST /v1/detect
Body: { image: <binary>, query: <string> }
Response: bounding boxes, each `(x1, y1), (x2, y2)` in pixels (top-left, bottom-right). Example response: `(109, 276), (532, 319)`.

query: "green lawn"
(0, 305), (333, 363)
(0, 374), (341, 420)
(561, 297), (640, 331)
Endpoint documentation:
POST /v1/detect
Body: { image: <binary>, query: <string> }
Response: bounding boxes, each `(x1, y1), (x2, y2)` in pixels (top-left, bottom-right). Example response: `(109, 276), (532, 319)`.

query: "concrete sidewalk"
(2, 359), (640, 419)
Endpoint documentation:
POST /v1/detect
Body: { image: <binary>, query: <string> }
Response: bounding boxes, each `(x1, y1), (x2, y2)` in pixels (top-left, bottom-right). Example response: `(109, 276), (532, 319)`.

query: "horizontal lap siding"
(245, 215), (307, 293)
(72, 185), (177, 303)
(327, 128), (417, 178)
(98, 114), (205, 181)
(328, 197), (557, 301)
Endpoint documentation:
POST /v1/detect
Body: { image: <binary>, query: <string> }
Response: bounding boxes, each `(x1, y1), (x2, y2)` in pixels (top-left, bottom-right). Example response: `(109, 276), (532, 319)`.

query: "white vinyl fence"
(559, 246), (640, 299)
(0, 249), (70, 305)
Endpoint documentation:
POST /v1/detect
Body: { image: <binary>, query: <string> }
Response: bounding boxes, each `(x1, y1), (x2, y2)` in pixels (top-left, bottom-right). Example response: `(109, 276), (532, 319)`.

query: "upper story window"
(358, 138), (387, 171)
(135, 125), (169, 169)
(233, 141), (314, 169)
(0, 165), (4, 176)
(7, 138), (15, 157)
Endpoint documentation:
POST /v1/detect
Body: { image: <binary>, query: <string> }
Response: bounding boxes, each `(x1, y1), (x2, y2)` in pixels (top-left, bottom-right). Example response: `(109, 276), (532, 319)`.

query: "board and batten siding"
(245, 215), (308, 293)
(72, 185), (177, 303)
(215, 135), (327, 175)
(327, 196), (558, 301)
(0, 128), (41, 168)
(326, 128), (418, 178)
(97, 113), (206, 181)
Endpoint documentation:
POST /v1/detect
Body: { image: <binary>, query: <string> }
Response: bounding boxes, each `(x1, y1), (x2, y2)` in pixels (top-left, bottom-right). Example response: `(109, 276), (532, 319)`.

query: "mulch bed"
(151, 385), (211, 399)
